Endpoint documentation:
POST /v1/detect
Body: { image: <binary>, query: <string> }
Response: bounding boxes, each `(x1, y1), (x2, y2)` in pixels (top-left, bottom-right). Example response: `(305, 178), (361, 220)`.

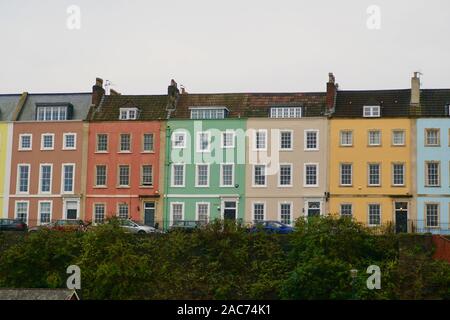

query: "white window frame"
(16, 164), (30, 194)
(93, 203), (106, 225)
(367, 203), (382, 227)
(278, 201), (293, 226)
(340, 163), (353, 186)
(95, 164), (107, 187)
(363, 105), (381, 118)
(279, 130), (293, 151)
(117, 203), (129, 219)
(195, 164), (210, 187)
(40, 133), (55, 151)
(252, 164), (267, 187)
(63, 133), (77, 150)
(61, 163), (75, 194)
(425, 161), (441, 187)
(221, 131), (235, 148)
(368, 163), (381, 187)
(392, 163), (405, 186)
(340, 203), (353, 217)
(254, 129), (267, 151)
(38, 200), (53, 225)
(340, 130), (353, 147)
(252, 202), (266, 223)
(119, 133), (132, 153)
(195, 202), (210, 224)
(38, 163), (53, 194)
(141, 165), (153, 187)
(171, 164), (186, 187)
(220, 163), (235, 187)
(172, 131), (187, 149)
(304, 129), (319, 151)
(305, 200), (323, 217)
(117, 164), (130, 188)
(278, 163), (293, 187)
(18, 134), (32, 151)
(142, 133), (154, 153)
(170, 202), (185, 225)
(368, 130), (381, 146)
(119, 107), (139, 120)
(304, 163), (319, 187)
(14, 200), (29, 224)
(425, 128), (440, 146)
(196, 131), (211, 153)
(425, 203), (440, 228)
(392, 130), (405, 146)
(96, 134), (109, 153)
(270, 107), (302, 118)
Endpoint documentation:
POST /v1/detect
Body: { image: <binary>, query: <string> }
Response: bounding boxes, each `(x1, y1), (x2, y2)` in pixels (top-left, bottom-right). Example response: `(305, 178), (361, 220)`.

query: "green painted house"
(163, 91), (248, 229)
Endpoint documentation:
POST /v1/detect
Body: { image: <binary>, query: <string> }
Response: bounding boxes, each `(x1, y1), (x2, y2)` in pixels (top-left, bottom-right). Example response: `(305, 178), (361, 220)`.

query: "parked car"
(117, 219), (163, 234)
(168, 220), (201, 233)
(249, 221), (295, 234)
(28, 219), (88, 233)
(0, 219), (28, 232)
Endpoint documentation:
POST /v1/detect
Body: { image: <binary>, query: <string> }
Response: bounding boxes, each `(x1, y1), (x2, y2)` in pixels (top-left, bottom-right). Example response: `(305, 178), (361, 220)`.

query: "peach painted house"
(8, 92), (92, 226)
(85, 81), (167, 227)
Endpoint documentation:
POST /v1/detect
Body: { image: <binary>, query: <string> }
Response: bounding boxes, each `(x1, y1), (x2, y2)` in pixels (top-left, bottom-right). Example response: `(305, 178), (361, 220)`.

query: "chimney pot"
(411, 72), (421, 105)
(326, 72), (338, 113)
(92, 77), (106, 106)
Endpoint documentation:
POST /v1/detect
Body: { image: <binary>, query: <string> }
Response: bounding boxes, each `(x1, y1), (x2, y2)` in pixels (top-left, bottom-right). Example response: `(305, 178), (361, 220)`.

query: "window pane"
(40, 165), (51, 192)
(280, 131), (292, 149)
(280, 203), (291, 225)
(222, 165), (233, 186)
(279, 165), (292, 186)
(305, 164), (317, 186)
(64, 165), (74, 192)
(94, 204), (105, 224)
(39, 202), (51, 224)
(253, 203), (265, 222)
(119, 165), (130, 186)
(142, 165), (153, 186)
(143, 134), (154, 151)
(254, 165), (266, 186)
(96, 165), (106, 186)
(368, 204), (381, 226)
(426, 204), (439, 227)
(120, 134), (131, 151)
(173, 165), (184, 186)
(340, 204), (352, 217)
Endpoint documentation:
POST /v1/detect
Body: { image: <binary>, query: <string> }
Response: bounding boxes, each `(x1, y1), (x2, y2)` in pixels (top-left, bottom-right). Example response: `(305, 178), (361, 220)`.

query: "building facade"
(416, 89), (450, 234)
(86, 83), (167, 227)
(164, 92), (247, 229)
(328, 75), (416, 231)
(0, 94), (22, 218)
(245, 93), (328, 225)
(8, 93), (91, 226)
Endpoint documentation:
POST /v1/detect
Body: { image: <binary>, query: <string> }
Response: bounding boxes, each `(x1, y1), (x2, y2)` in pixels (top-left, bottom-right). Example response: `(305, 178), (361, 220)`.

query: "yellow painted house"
(0, 93), (25, 218)
(326, 75), (418, 232)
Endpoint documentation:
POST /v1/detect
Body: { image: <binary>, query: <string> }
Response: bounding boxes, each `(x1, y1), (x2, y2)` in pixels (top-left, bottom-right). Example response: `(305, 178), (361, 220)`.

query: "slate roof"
(333, 89), (411, 117)
(420, 89), (450, 116)
(17, 93), (92, 121)
(0, 289), (79, 300)
(88, 95), (169, 121)
(0, 94), (21, 121)
(88, 92), (327, 121)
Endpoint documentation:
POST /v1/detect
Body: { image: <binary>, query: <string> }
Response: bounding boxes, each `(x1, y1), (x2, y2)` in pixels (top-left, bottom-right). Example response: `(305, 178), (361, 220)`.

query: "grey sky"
(0, 0), (449, 94)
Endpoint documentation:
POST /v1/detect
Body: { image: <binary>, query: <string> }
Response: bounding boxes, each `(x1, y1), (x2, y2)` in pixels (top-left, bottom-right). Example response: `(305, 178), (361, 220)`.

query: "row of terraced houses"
(1, 73), (450, 233)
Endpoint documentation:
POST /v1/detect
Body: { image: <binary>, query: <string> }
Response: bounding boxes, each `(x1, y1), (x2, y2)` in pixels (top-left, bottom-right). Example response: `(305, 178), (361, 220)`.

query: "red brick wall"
(432, 235), (450, 264)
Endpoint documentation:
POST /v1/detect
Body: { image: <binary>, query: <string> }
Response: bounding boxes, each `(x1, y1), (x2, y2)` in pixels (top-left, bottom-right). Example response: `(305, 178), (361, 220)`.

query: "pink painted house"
(85, 82), (167, 227)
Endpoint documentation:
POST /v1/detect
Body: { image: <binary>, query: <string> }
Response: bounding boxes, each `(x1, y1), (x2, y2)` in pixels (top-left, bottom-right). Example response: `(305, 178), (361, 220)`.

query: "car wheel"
(138, 230), (146, 234)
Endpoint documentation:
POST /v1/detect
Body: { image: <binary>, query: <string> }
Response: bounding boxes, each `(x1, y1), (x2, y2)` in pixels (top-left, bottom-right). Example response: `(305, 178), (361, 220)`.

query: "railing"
(411, 220), (450, 235)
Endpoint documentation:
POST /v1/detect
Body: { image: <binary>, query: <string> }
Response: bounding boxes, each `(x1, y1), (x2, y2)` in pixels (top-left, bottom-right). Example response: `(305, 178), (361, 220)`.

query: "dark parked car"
(168, 220), (201, 233)
(249, 221), (295, 234)
(0, 219), (28, 232)
(28, 219), (88, 232)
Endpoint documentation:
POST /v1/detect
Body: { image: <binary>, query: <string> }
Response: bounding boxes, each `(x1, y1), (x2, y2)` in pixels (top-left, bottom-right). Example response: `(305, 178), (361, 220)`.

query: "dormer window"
(36, 104), (71, 121)
(119, 108), (140, 120)
(190, 107), (228, 119)
(270, 107), (302, 118)
(363, 105), (381, 117)
(446, 104), (450, 116)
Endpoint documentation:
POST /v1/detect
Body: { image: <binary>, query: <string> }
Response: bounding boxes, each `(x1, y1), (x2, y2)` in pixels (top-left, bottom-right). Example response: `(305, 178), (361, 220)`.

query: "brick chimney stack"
(326, 72), (338, 113)
(411, 72), (421, 106)
(92, 77), (105, 106)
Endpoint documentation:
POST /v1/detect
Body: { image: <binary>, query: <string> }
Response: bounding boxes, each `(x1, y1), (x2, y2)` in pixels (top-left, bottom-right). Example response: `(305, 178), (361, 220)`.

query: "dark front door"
(395, 202), (408, 234)
(307, 201), (321, 217)
(144, 202), (155, 227)
(223, 201), (237, 221)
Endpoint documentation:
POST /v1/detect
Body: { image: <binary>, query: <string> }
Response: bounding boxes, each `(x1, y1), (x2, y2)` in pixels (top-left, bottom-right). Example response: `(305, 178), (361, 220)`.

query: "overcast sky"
(0, 0), (449, 94)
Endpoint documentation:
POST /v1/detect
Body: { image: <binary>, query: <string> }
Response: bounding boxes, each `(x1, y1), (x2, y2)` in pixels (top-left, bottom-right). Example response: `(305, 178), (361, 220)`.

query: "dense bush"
(0, 217), (449, 300)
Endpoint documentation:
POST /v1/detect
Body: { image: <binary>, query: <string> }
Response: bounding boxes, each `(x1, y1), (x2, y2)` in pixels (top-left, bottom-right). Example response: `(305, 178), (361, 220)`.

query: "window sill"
(304, 149), (319, 152)
(141, 151), (155, 154)
(95, 151), (109, 154)
(118, 151), (132, 154)
(62, 148), (77, 151)
(116, 186), (131, 189)
(93, 186), (107, 189)
(139, 185), (154, 189)
(18, 149), (32, 152)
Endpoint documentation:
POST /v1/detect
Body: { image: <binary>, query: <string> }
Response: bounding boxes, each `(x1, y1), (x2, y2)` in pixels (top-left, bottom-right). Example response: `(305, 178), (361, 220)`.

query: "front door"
(66, 201), (78, 220)
(144, 202), (155, 227)
(395, 202), (408, 234)
(223, 201), (237, 221)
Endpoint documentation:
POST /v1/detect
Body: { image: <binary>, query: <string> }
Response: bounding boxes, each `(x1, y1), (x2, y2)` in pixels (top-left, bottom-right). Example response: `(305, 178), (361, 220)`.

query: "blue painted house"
(416, 89), (450, 234)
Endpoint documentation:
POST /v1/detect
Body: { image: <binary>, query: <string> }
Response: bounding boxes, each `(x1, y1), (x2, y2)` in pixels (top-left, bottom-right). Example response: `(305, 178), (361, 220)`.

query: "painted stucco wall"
(416, 118), (450, 233)
(245, 118), (328, 224)
(329, 118), (415, 225)
(165, 119), (246, 228)
(9, 121), (85, 226)
(85, 121), (164, 225)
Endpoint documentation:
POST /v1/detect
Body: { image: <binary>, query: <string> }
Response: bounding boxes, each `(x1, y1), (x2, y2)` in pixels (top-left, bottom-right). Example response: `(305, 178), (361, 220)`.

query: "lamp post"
(350, 269), (358, 300)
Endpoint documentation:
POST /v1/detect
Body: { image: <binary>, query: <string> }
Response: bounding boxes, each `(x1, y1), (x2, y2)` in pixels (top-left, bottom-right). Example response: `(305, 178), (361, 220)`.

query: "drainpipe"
(163, 125), (171, 230)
